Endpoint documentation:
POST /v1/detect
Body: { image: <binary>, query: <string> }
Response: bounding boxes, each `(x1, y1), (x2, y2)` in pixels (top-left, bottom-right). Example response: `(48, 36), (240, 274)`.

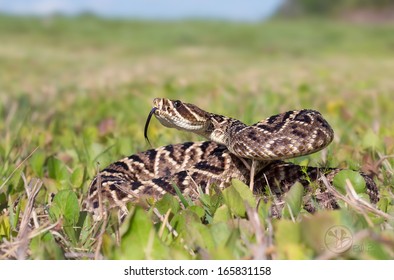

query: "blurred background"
(0, 0), (393, 178)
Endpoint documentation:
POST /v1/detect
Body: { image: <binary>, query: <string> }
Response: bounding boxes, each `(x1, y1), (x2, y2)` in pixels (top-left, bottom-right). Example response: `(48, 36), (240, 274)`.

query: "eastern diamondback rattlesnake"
(85, 98), (379, 220)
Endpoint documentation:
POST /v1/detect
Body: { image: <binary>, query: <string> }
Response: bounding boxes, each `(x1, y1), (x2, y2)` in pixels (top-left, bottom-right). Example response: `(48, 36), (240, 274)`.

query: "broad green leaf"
(116, 207), (170, 259)
(49, 189), (80, 225)
(29, 151), (46, 177)
(279, 243), (309, 260)
(351, 239), (390, 260)
(167, 209), (204, 249)
(189, 205), (205, 219)
(333, 170), (366, 194)
(275, 220), (310, 260)
(357, 193), (370, 202)
(210, 222), (231, 247)
(282, 182), (304, 219)
(231, 179), (256, 207)
(213, 204), (231, 223)
(30, 232), (64, 260)
(47, 157), (69, 182)
(176, 209), (201, 227)
(275, 219), (301, 245)
(222, 185), (246, 217)
(184, 222), (215, 251)
(224, 228), (242, 258)
(209, 246), (236, 259)
(275, 219), (311, 259)
(155, 193), (181, 215)
(300, 211), (344, 254)
(377, 197), (389, 212)
(222, 180), (256, 217)
(70, 167), (84, 189)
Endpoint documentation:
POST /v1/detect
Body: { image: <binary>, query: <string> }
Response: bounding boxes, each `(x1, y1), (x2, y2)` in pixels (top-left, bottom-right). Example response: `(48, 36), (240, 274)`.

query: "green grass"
(0, 14), (393, 260)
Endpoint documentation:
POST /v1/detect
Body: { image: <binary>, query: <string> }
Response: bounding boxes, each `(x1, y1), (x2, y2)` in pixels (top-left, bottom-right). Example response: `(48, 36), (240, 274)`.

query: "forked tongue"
(144, 107), (157, 147)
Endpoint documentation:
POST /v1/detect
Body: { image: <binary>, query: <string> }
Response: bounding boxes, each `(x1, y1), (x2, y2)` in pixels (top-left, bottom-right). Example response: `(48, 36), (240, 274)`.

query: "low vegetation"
(0, 15), (393, 259)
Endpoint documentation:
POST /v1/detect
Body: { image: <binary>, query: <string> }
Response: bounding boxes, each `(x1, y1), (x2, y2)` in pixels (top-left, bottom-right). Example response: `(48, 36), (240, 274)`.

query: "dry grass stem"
(153, 207), (195, 257)
(15, 178), (42, 259)
(245, 203), (267, 259)
(321, 176), (393, 221)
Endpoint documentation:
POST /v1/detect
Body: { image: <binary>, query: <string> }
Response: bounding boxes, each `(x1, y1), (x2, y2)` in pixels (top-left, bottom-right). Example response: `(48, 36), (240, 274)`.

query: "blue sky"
(0, 0), (285, 21)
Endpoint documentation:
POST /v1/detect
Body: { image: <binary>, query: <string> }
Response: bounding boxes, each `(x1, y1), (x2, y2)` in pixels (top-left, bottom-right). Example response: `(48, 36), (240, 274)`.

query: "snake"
(85, 98), (379, 220)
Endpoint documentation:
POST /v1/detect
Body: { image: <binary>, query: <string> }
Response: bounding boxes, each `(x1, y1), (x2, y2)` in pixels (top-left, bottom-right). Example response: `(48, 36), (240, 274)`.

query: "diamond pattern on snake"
(85, 98), (379, 220)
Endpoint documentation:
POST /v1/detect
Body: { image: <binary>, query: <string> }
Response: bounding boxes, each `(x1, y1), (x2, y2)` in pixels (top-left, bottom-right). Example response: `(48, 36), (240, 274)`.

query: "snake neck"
(208, 114), (247, 147)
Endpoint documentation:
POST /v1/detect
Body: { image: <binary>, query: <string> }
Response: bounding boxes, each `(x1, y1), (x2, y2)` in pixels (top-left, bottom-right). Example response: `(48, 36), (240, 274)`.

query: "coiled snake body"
(85, 98), (379, 220)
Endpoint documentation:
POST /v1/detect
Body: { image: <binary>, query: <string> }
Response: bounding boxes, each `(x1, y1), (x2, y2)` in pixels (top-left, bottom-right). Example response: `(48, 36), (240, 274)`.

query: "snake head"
(150, 98), (212, 137)
(148, 98), (246, 147)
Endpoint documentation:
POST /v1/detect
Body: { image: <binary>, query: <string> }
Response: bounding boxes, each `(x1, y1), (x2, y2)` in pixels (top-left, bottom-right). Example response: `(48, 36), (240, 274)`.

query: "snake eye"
(173, 100), (181, 108)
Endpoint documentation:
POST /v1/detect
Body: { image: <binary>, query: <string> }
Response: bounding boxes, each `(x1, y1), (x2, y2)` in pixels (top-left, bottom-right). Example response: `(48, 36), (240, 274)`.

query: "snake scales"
(85, 98), (379, 220)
